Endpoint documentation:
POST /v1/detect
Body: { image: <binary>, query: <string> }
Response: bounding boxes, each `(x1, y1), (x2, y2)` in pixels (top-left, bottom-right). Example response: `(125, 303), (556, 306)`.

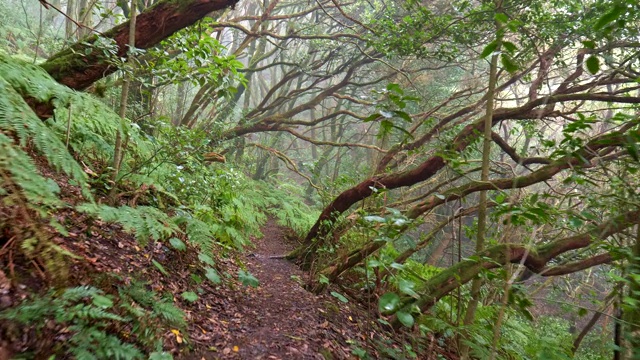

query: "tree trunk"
(622, 225), (640, 358)
(460, 6), (502, 357)
(65, 0), (77, 40)
(108, 0), (136, 205)
(41, 0), (239, 90)
(427, 235), (453, 266)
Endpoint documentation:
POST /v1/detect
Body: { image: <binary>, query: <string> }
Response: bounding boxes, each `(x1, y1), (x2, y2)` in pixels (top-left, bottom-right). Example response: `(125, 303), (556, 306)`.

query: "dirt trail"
(231, 219), (359, 359)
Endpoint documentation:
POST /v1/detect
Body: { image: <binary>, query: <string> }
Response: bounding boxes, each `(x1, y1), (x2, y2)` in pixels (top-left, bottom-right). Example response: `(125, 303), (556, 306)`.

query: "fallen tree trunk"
(41, 0), (239, 90)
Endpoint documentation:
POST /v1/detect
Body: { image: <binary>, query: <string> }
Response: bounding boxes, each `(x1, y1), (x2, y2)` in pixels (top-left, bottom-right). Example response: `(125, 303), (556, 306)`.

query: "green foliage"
(204, 267), (222, 284)
(257, 181), (319, 237)
(379, 292), (401, 314)
(363, 83), (418, 141)
(330, 291), (349, 303)
(0, 56), (89, 196)
(49, 97), (150, 170)
(169, 237), (186, 251)
(77, 203), (181, 246)
(0, 55), (93, 277)
(0, 284), (184, 358)
(146, 17), (245, 92)
(180, 291), (198, 303)
(238, 269), (260, 288)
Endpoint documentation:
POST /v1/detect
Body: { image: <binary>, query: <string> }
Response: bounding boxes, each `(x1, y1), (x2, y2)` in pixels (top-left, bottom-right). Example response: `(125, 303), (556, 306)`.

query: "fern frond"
(77, 203), (181, 245)
(173, 214), (216, 257)
(0, 57), (90, 198)
(152, 300), (186, 328)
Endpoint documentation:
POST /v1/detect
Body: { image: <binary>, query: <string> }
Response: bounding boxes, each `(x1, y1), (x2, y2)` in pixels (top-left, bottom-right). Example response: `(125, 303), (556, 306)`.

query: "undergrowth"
(1, 283), (182, 359)
(0, 54), (317, 357)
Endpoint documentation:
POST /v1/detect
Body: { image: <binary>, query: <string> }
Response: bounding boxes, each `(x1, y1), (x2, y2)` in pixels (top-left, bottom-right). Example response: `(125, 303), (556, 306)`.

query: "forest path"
(230, 219), (359, 359)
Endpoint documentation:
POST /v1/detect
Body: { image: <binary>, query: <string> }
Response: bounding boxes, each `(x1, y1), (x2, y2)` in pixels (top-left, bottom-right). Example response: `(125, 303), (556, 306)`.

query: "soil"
(225, 219), (362, 359)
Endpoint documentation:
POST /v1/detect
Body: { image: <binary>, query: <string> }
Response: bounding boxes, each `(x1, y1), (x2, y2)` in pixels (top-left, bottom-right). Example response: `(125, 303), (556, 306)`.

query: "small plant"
(181, 291), (199, 303)
(238, 269), (260, 288)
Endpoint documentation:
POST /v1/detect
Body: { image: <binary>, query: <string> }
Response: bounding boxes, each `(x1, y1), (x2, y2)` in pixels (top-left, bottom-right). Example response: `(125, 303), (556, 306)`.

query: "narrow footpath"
(230, 219), (366, 359)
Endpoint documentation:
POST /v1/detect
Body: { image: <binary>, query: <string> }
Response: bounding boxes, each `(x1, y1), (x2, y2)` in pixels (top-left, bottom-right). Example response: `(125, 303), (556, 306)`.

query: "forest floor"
(1, 198), (387, 359)
(224, 219), (370, 359)
(0, 154), (411, 359)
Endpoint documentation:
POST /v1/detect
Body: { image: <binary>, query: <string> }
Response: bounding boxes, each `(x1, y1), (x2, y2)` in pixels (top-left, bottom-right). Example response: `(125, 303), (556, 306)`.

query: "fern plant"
(0, 56), (89, 195)
(77, 203), (182, 246)
(0, 58), (93, 278)
(0, 284), (184, 359)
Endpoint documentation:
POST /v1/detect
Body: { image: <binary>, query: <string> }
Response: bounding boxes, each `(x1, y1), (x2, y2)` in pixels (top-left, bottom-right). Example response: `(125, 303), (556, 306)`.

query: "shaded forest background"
(0, 0), (639, 358)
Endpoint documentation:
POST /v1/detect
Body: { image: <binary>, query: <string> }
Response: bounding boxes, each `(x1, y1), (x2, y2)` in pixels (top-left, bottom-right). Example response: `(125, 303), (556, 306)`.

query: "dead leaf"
(171, 329), (183, 344)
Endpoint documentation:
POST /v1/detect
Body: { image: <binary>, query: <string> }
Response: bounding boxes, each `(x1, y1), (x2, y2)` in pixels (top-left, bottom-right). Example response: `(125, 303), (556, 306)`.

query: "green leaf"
(198, 253), (215, 266)
(594, 4), (626, 31)
(92, 294), (114, 309)
(398, 279), (419, 298)
(393, 111), (412, 123)
(378, 292), (401, 314)
(386, 83), (403, 94)
(330, 291), (349, 303)
(501, 54), (518, 73)
(386, 207), (402, 216)
(364, 215), (386, 223)
(569, 216), (584, 228)
(494, 13), (508, 24)
(502, 41), (517, 54)
(363, 114), (381, 122)
(238, 270), (259, 288)
(152, 259), (169, 276)
(181, 291), (198, 302)
(396, 311), (414, 327)
(581, 40), (596, 49)
(190, 274), (203, 284)
(506, 19), (522, 32)
(149, 352), (173, 360)
(169, 237), (186, 251)
(480, 40), (498, 59)
(319, 274), (330, 284)
(205, 267), (222, 284)
(379, 110), (394, 119)
(367, 259), (382, 268)
(625, 134), (639, 161)
(585, 56), (600, 75)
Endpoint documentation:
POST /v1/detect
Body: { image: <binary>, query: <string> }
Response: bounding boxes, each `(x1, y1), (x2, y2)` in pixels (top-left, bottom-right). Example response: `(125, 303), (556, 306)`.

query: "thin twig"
(37, 0), (106, 37)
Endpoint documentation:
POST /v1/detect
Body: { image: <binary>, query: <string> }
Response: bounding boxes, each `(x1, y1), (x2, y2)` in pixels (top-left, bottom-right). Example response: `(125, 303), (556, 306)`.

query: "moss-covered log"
(41, 0), (239, 90)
